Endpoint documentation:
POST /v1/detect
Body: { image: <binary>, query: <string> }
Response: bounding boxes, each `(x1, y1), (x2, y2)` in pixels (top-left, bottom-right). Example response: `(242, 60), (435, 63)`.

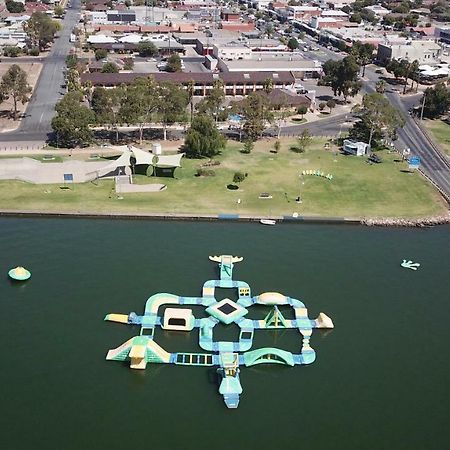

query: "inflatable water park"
(104, 255), (334, 409)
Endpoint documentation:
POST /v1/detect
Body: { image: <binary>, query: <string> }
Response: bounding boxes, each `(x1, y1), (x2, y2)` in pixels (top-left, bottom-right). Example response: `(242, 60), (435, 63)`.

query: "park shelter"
(96, 146), (184, 178)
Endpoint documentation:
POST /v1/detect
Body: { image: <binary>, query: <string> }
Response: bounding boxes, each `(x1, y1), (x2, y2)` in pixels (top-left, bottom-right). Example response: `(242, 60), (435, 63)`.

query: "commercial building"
(377, 40), (442, 64)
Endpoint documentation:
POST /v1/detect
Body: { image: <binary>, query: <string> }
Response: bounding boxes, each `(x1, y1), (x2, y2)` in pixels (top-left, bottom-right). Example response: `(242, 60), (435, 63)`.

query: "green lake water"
(0, 218), (449, 450)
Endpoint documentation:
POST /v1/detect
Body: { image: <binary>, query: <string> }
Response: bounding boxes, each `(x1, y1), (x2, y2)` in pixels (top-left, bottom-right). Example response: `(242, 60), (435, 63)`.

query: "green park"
(0, 137), (445, 219)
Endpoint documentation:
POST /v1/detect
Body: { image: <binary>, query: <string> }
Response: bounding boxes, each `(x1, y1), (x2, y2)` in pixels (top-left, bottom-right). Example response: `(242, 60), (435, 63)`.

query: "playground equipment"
(8, 266), (31, 281)
(301, 170), (333, 180)
(104, 255), (334, 409)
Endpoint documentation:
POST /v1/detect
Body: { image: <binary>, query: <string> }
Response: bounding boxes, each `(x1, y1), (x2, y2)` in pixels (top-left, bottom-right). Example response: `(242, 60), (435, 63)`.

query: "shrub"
(196, 168), (216, 177)
(233, 171), (246, 183)
(28, 47), (40, 56)
(3, 46), (20, 57)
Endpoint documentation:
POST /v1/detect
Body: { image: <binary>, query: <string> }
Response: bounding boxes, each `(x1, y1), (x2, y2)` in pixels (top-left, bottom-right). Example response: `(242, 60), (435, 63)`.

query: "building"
(80, 71), (297, 97)
(377, 40), (442, 64)
(437, 28), (450, 44)
(343, 139), (370, 156)
(217, 58), (322, 79)
(213, 43), (252, 60)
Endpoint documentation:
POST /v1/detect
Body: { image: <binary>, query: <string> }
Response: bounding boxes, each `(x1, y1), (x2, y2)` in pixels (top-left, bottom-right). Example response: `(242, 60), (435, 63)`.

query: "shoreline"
(0, 209), (449, 227)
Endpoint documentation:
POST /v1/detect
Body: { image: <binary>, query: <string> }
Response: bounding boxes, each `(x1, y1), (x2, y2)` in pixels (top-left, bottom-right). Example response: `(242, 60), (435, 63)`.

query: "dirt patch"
(0, 62), (43, 133)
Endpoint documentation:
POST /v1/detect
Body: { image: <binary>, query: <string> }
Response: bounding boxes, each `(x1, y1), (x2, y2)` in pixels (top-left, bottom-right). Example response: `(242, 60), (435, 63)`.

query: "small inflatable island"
(104, 255), (334, 409)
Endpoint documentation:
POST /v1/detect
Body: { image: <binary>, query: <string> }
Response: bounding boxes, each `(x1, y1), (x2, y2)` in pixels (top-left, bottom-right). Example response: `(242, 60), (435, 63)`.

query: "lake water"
(0, 218), (449, 450)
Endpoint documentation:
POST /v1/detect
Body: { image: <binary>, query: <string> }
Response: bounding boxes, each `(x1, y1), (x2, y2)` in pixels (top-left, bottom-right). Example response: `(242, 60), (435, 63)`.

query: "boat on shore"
(260, 219), (276, 226)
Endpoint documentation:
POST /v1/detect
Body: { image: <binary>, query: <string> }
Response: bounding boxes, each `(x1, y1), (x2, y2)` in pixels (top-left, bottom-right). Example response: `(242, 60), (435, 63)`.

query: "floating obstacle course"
(105, 255), (334, 409)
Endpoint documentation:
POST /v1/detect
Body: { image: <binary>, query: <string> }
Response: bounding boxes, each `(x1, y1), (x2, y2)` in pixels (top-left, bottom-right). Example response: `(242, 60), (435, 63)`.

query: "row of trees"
(386, 58), (420, 94)
(52, 77), (189, 147)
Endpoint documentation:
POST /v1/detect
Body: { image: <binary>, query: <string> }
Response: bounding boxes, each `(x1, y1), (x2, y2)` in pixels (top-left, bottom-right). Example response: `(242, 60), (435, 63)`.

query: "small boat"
(260, 219), (276, 226)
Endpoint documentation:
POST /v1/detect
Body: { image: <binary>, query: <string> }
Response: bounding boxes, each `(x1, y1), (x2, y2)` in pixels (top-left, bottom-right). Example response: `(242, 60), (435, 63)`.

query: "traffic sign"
(408, 156), (420, 170)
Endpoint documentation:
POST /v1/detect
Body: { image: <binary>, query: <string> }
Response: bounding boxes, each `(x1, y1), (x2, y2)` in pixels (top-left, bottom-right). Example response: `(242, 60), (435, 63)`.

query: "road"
(0, 0), (82, 144)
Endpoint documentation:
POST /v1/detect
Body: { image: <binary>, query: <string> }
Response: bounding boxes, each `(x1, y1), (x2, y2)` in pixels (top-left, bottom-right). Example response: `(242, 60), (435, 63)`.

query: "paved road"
(0, 0), (82, 144)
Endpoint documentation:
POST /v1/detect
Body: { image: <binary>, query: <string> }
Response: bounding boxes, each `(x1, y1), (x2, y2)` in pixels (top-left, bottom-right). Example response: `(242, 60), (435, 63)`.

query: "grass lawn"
(0, 138), (446, 218)
(424, 119), (450, 156)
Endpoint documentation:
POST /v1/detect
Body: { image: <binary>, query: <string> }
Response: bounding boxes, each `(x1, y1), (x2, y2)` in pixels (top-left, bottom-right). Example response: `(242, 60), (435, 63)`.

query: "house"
(343, 139), (370, 156)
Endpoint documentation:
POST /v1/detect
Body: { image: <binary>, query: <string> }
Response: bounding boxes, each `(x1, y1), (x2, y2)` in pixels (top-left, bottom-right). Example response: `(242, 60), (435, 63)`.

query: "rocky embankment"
(361, 214), (450, 227)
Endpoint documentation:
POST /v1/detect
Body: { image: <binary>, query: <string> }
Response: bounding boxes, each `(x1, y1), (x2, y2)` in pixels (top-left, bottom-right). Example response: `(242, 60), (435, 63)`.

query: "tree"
(262, 77), (274, 94)
(265, 23), (274, 38)
(326, 99), (336, 113)
(287, 37), (299, 51)
(119, 77), (157, 143)
(319, 102), (326, 112)
(376, 80), (386, 93)
(350, 12), (362, 23)
(65, 54), (78, 69)
(0, 64), (32, 120)
(186, 79), (195, 124)
(297, 105), (308, 118)
(236, 92), (274, 141)
(351, 92), (405, 147)
(166, 53), (182, 73)
(23, 12), (60, 51)
(421, 83), (450, 119)
(351, 41), (375, 76)
(156, 82), (188, 140)
(183, 114), (226, 158)
(196, 80), (225, 123)
(51, 92), (95, 148)
(92, 87), (123, 141)
(101, 62), (119, 73)
(241, 139), (254, 154)
(137, 41), (157, 57)
(66, 68), (82, 92)
(6, 1), (24, 13)
(94, 48), (108, 61)
(54, 5), (64, 17)
(293, 129), (312, 153)
(321, 56), (362, 101)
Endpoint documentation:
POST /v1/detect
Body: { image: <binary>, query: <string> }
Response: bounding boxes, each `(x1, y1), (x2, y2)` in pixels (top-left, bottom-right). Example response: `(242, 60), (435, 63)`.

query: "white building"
(377, 40), (442, 65)
(213, 43), (252, 60)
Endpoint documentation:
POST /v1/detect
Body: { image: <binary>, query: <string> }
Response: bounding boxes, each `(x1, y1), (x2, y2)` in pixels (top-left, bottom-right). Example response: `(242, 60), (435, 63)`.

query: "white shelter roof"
(155, 154), (184, 168)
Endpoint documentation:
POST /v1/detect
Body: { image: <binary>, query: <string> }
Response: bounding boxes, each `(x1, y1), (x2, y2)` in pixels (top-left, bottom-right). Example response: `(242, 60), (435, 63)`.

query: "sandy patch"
(0, 62), (43, 132)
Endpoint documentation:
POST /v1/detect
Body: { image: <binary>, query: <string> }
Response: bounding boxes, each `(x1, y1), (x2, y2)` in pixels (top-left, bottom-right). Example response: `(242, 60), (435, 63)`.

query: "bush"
(196, 168), (216, 177)
(241, 139), (254, 154)
(3, 46), (20, 57)
(123, 58), (134, 70)
(233, 171), (246, 183)
(28, 47), (40, 56)
(95, 48), (108, 61)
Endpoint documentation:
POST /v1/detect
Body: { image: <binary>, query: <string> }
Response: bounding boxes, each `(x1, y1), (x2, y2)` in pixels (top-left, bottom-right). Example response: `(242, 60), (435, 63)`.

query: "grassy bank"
(424, 119), (450, 156)
(0, 138), (446, 218)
